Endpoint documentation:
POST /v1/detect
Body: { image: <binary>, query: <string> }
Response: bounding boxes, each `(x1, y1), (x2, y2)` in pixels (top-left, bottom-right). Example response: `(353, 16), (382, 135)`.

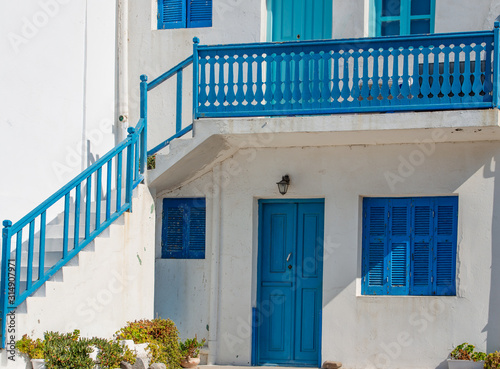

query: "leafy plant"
(450, 342), (486, 362)
(116, 318), (181, 369)
(179, 336), (206, 359)
(485, 351), (500, 369)
(15, 334), (45, 359)
(44, 329), (94, 369)
(147, 154), (156, 170)
(90, 338), (136, 368)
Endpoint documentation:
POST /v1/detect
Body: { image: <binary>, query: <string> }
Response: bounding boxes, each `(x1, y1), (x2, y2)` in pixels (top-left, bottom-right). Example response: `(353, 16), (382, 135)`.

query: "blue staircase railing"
(0, 76), (149, 348)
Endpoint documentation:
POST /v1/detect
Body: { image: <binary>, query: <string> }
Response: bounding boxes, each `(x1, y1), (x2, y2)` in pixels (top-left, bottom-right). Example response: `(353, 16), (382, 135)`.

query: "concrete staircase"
(0, 184), (155, 369)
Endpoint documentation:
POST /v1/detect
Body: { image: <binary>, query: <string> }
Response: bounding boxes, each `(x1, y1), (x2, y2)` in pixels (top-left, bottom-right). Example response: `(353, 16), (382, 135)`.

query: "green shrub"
(44, 330), (94, 369)
(90, 338), (136, 368)
(485, 351), (500, 369)
(450, 342), (486, 362)
(115, 318), (181, 368)
(15, 334), (45, 359)
(147, 154), (156, 170)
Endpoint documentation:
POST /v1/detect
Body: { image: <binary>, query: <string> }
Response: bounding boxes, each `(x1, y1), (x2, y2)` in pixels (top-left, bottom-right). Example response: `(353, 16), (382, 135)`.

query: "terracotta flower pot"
(180, 356), (200, 368)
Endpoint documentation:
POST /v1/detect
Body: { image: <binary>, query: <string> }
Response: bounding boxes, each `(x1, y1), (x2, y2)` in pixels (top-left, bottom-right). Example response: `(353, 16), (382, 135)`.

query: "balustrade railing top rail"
(194, 28), (500, 118)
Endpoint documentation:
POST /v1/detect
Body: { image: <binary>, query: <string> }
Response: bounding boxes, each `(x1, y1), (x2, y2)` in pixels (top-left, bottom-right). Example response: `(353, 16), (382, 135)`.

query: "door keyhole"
(288, 265), (292, 269)
(296, 34), (301, 39)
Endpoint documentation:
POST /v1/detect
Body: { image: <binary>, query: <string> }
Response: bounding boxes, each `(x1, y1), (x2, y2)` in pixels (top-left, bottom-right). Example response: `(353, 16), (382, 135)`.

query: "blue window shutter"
(161, 198), (206, 259)
(388, 199), (411, 295)
(187, 0), (212, 28)
(434, 197), (458, 295)
(158, 0), (186, 29)
(362, 198), (388, 295)
(410, 198), (433, 295)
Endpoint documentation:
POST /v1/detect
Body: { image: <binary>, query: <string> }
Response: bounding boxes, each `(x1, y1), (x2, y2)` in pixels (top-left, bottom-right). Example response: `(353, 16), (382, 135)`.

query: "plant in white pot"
(15, 334), (46, 369)
(448, 342), (486, 369)
(485, 351), (500, 369)
(179, 336), (206, 368)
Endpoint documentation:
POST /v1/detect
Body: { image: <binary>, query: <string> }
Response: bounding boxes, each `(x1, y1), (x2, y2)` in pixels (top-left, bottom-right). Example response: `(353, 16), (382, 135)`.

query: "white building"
(2, 1), (500, 368)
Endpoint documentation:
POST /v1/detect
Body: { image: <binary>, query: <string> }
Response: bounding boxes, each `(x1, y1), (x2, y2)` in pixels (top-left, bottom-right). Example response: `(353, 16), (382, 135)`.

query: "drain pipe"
(208, 163), (222, 364)
(116, 0), (129, 143)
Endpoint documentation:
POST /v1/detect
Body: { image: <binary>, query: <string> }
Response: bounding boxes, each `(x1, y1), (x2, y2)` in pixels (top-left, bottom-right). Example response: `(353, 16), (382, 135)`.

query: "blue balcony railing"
(193, 27), (500, 118)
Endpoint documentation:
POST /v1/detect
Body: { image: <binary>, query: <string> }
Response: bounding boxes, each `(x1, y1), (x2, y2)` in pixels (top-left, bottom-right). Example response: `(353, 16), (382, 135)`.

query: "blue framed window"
(362, 196), (458, 296)
(161, 198), (206, 259)
(373, 0), (435, 36)
(158, 0), (212, 30)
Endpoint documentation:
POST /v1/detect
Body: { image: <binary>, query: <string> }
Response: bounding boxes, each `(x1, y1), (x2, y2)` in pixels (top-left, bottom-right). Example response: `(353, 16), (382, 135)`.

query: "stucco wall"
(156, 140), (500, 369)
(0, 0), (117, 227)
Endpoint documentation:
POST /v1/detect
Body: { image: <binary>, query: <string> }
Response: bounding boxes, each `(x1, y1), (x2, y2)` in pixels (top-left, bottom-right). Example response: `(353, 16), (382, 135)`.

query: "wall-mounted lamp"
(276, 175), (290, 195)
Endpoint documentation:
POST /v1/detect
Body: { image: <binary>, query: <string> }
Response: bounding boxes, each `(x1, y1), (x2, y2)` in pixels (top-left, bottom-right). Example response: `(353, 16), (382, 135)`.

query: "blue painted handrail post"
(1, 220), (12, 348)
(193, 37), (200, 120)
(125, 127), (135, 207)
(493, 19), (500, 108)
(140, 75), (148, 174)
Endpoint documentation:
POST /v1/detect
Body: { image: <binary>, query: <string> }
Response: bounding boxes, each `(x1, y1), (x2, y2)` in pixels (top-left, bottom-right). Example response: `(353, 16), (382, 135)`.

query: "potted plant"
(448, 342), (486, 369)
(179, 336), (206, 368)
(15, 334), (46, 369)
(485, 351), (500, 369)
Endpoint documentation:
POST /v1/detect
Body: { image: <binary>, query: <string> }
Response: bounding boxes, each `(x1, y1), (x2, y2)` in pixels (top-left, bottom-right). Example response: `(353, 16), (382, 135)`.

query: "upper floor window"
(158, 0), (212, 29)
(374, 0), (435, 36)
(362, 196), (458, 296)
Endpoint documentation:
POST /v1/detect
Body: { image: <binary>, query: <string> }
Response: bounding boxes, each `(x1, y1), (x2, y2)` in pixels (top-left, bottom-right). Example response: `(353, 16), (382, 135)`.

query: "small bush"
(147, 154), (156, 170)
(485, 351), (500, 369)
(15, 334), (45, 359)
(44, 330), (94, 369)
(90, 338), (136, 368)
(116, 318), (181, 369)
(450, 342), (486, 362)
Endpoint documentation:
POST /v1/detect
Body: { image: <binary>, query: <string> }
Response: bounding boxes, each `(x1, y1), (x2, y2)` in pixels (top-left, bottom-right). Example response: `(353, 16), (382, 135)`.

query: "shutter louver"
(187, 0), (212, 28)
(368, 242), (385, 287)
(388, 200), (410, 294)
(188, 206), (206, 258)
(435, 198), (457, 295)
(163, 207), (186, 258)
(159, 0), (186, 29)
(362, 199), (388, 295)
(411, 199), (433, 295)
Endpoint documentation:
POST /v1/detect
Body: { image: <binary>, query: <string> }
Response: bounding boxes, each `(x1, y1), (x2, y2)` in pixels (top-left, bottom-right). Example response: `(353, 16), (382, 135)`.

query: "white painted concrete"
(155, 140), (500, 369)
(0, 184), (155, 368)
(0, 0), (117, 226)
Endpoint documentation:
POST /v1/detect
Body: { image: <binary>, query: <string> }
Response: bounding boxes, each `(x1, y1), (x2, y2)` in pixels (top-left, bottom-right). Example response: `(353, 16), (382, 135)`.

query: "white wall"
(156, 140), (500, 369)
(0, 0), (117, 227)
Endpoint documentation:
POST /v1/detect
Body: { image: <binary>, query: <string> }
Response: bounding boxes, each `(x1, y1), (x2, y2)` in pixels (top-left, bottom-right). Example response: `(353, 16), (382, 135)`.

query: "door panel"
(268, 0), (333, 42)
(257, 201), (324, 366)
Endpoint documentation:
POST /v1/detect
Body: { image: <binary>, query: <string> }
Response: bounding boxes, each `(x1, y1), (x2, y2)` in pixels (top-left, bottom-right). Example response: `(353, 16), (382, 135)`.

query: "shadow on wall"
(484, 153), (500, 352)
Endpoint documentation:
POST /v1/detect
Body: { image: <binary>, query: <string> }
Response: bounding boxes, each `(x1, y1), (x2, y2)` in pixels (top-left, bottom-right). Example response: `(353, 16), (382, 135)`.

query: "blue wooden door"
(257, 201), (324, 366)
(268, 0), (332, 41)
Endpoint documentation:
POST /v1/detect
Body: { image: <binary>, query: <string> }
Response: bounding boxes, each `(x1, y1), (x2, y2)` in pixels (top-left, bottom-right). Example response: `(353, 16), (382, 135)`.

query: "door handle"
(286, 252), (292, 262)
